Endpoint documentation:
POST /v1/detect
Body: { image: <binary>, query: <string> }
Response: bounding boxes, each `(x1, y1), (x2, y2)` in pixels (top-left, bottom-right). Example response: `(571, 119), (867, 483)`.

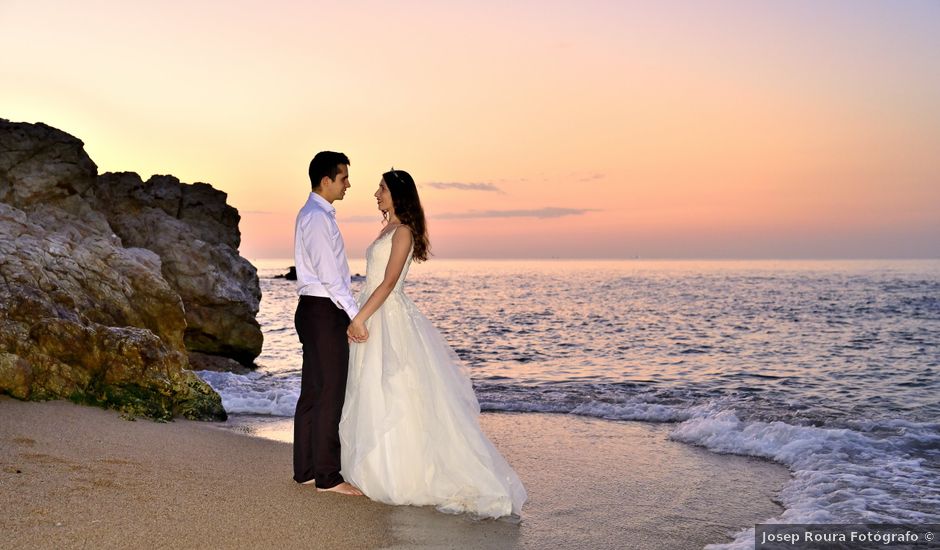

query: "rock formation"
(0, 118), (260, 420)
(275, 266), (298, 280)
(88, 173), (262, 364)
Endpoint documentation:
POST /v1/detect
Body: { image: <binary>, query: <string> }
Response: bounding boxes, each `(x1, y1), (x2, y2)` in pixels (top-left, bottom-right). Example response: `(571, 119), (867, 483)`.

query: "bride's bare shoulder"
(392, 224), (414, 242)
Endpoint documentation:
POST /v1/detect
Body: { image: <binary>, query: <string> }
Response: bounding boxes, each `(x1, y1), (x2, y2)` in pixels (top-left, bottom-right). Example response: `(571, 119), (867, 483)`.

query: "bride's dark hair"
(383, 169), (430, 262)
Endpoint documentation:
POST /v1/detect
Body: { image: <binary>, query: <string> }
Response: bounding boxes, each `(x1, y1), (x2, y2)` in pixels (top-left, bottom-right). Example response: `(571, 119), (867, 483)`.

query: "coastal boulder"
(89, 172), (263, 365)
(0, 119), (96, 207)
(0, 198), (225, 420)
(0, 119), (229, 420)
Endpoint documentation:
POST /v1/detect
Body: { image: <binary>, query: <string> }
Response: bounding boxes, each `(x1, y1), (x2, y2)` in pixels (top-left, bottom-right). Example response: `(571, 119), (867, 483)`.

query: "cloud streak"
(578, 173), (605, 182)
(425, 182), (504, 193)
(435, 207), (598, 219)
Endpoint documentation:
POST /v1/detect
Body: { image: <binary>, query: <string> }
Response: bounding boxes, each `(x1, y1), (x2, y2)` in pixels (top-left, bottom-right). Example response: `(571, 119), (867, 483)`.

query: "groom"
(293, 151), (366, 496)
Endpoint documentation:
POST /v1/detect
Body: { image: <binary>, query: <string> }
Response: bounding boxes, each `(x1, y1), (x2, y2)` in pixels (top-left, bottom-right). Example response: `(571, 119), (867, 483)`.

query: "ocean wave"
(675, 411), (940, 549)
(196, 370), (300, 417)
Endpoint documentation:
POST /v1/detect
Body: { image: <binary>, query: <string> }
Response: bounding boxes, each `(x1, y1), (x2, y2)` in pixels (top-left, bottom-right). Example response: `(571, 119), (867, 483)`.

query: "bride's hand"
(348, 319), (369, 343)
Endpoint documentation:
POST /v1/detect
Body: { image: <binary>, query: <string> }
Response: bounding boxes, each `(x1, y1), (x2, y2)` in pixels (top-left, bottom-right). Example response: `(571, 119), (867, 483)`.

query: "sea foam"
(196, 370), (300, 417)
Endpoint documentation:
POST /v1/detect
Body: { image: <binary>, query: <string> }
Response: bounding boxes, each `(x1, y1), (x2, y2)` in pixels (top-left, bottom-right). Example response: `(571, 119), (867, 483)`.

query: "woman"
(339, 170), (526, 518)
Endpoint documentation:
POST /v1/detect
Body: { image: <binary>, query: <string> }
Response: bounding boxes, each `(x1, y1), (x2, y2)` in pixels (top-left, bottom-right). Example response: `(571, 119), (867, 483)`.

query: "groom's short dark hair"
(309, 151), (350, 190)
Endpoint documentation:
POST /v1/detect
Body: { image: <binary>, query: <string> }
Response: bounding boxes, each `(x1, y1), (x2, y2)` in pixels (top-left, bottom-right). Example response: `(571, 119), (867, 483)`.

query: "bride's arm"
(349, 226), (414, 336)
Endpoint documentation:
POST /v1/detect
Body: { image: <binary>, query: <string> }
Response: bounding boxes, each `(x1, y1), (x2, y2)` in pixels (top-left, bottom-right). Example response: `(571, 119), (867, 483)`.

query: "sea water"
(197, 259), (940, 548)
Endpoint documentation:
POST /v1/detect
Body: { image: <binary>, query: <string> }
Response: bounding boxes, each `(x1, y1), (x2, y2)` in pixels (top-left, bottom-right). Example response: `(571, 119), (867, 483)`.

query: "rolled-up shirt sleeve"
(299, 212), (360, 319)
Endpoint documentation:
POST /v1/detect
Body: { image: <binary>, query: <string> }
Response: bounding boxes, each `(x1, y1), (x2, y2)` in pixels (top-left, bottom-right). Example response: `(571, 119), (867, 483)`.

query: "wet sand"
(1, 397), (789, 549)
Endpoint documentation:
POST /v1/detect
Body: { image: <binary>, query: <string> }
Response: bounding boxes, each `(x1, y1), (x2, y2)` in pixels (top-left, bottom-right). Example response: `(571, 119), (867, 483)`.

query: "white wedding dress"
(339, 230), (527, 518)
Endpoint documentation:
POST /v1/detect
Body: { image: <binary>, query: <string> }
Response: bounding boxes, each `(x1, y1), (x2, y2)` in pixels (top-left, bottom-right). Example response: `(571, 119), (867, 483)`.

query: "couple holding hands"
(292, 151), (526, 519)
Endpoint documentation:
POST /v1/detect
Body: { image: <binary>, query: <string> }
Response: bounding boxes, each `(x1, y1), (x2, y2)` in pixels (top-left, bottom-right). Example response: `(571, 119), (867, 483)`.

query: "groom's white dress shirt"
(294, 192), (360, 320)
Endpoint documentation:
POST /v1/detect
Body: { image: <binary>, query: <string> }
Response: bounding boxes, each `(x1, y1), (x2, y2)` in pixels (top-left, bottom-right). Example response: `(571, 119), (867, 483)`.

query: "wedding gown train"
(339, 230), (526, 518)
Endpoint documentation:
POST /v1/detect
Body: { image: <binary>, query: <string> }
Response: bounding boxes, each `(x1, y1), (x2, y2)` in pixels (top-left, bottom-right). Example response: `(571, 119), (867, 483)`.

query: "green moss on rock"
(64, 371), (226, 422)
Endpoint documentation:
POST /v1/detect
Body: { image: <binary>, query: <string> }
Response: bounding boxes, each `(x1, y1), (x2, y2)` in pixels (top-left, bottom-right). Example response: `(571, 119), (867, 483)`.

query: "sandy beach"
(1, 396), (789, 549)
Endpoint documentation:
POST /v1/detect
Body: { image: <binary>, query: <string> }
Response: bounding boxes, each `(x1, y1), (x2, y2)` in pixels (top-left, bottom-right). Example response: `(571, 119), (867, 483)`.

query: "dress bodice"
(364, 229), (413, 295)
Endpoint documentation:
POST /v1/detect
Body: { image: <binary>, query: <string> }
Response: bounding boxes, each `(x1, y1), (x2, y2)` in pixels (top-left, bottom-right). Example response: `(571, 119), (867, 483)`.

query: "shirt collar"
(307, 192), (336, 216)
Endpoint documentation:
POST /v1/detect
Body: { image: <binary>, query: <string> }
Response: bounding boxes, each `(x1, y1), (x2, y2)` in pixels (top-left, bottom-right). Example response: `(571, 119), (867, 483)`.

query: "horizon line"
(247, 256), (940, 262)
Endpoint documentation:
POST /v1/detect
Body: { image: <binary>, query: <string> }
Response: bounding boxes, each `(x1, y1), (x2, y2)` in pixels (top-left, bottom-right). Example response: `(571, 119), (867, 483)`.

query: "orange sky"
(2, 0), (938, 258)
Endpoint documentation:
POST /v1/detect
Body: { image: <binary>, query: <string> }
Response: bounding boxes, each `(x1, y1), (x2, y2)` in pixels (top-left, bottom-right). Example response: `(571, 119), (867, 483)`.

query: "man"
(293, 151), (366, 496)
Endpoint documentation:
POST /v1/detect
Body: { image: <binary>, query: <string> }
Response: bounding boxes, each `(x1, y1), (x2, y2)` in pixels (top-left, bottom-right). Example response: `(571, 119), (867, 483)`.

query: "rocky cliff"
(0, 119), (261, 420)
(89, 173), (262, 364)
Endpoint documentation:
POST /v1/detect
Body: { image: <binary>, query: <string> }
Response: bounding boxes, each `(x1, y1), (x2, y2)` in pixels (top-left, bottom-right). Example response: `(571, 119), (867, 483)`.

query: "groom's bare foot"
(316, 482), (363, 496)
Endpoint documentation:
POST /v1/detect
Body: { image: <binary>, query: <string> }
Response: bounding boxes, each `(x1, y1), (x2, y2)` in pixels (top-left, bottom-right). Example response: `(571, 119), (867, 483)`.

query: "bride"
(339, 169), (527, 518)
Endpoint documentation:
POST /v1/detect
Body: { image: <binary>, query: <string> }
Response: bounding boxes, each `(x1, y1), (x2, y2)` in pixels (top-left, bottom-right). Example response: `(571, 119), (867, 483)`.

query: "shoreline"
(1, 397), (789, 549)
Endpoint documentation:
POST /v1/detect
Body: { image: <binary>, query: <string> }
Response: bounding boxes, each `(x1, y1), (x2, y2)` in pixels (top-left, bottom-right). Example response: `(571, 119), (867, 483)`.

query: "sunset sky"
(2, 0), (938, 259)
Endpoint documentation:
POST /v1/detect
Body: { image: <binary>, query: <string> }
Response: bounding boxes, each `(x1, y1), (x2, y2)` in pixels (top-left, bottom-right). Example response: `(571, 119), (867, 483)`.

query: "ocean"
(196, 259), (940, 546)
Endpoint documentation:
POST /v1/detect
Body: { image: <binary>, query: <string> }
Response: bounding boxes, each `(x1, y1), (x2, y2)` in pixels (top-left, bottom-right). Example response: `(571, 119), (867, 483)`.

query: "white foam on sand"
(671, 411), (940, 549)
(568, 400), (693, 422)
(196, 370), (299, 417)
